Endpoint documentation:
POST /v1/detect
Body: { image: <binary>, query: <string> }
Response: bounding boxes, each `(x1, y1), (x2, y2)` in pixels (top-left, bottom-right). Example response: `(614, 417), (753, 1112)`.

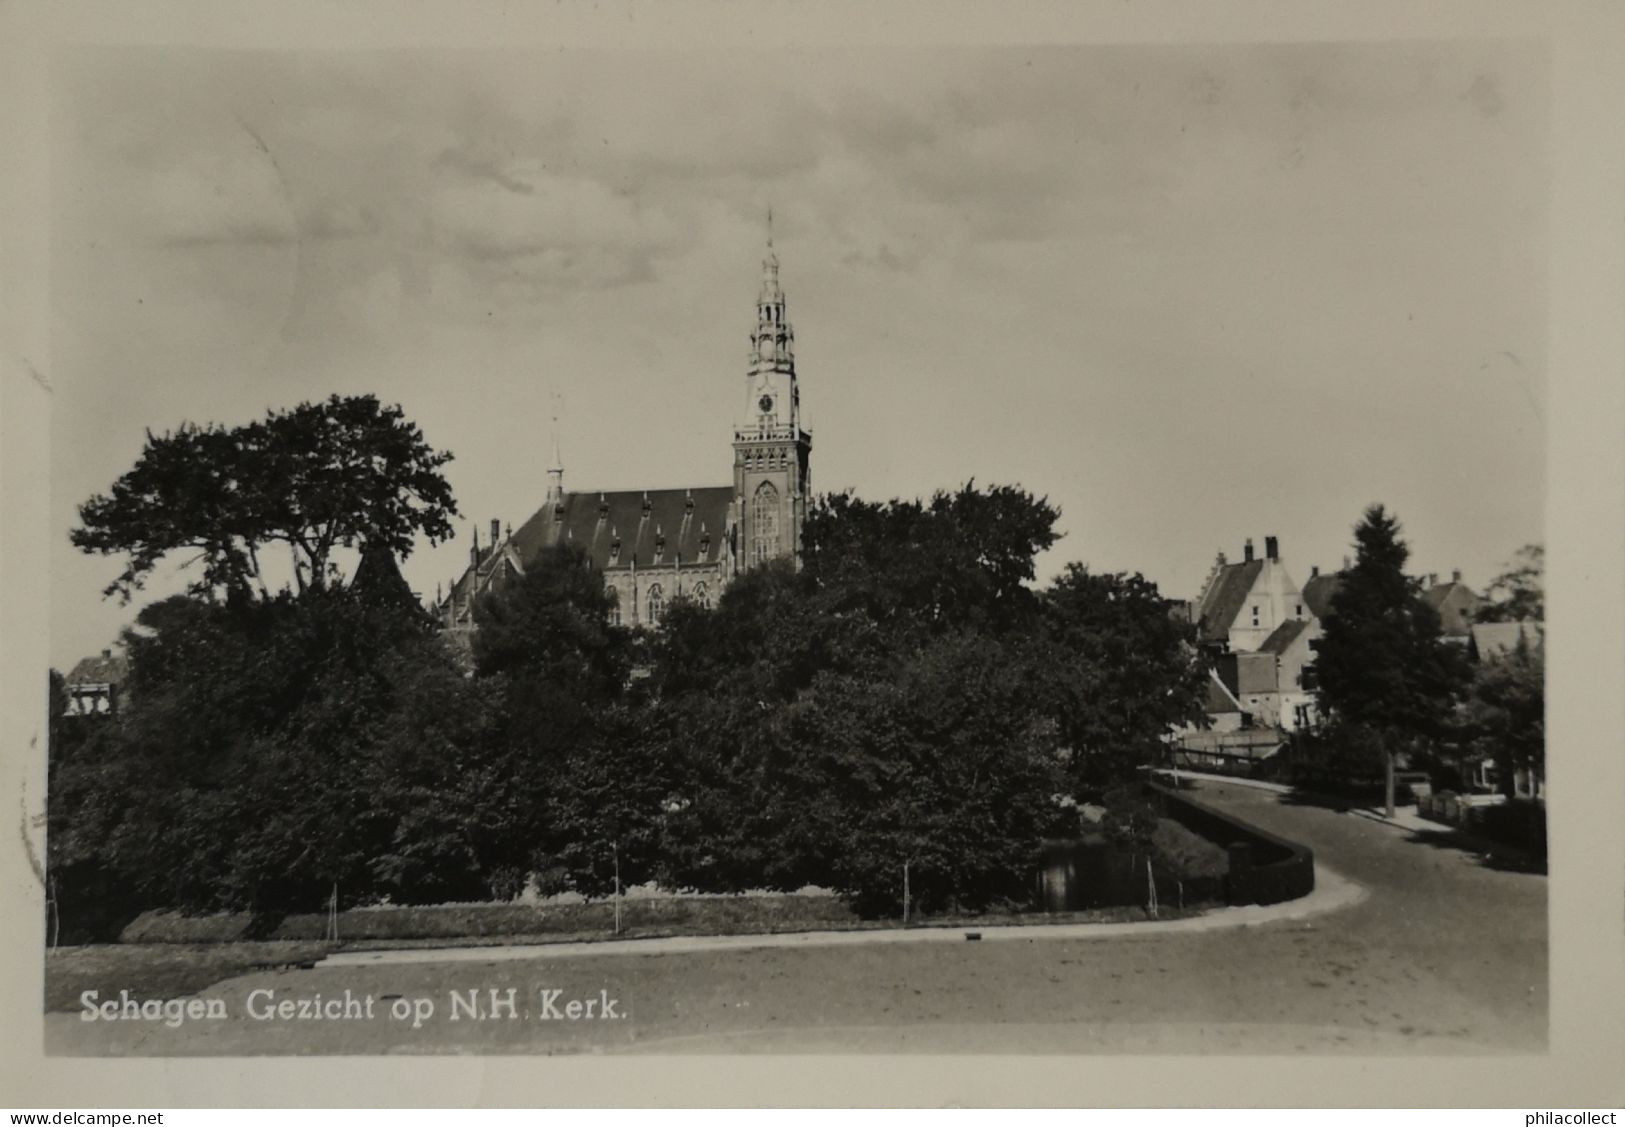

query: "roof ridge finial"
(767, 205), (774, 249)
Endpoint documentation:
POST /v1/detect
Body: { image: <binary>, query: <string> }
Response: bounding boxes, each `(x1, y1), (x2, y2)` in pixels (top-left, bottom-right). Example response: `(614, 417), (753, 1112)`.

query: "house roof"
(1302, 571), (1343, 620)
(65, 652), (128, 687)
(1204, 668), (1244, 714)
(1195, 559), (1264, 644)
(1220, 651), (1279, 696)
(1422, 581), (1474, 611)
(1470, 621), (1543, 662)
(1258, 618), (1310, 656)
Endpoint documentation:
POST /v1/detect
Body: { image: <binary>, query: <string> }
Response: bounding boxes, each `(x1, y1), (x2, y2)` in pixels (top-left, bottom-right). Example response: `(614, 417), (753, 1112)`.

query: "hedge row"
(1145, 783), (1316, 907)
(120, 893), (857, 945)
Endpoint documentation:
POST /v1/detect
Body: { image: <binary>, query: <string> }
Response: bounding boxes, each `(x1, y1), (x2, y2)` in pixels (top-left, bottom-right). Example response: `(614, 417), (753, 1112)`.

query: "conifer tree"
(1315, 505), (1471, 815)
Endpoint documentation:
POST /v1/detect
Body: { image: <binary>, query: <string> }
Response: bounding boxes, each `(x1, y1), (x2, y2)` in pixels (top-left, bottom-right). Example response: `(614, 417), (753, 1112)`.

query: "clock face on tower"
(758, 394), (775, 415)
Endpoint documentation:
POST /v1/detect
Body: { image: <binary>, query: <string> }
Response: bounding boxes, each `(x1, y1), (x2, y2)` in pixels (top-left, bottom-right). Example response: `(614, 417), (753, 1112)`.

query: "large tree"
(72, 394), (458, 602)
(1036, 565), (1210, 792)
(801, 483), (1061, 639)
(46, 590), (507, 932)
(1460, 633), (1544, 798)
(1315, 505), (1471, 814)
(646, 483), (1077, 914)
(468, 543), (643, 895)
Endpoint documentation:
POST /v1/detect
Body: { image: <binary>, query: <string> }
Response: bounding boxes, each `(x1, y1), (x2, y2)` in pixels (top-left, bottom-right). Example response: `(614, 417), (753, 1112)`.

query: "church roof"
(1195, 559), (1263, 644)
(514, 486), (735, 572)
(442, 485), (736, 619)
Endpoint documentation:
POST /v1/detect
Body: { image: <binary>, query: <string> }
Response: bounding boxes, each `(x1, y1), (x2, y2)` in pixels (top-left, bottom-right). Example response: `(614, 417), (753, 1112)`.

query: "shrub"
(1150, 818), (1229, 882)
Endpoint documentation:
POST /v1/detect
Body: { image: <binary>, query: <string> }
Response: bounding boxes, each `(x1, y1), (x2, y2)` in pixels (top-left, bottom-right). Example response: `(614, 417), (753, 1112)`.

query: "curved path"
(46, 781), (1545, 1055)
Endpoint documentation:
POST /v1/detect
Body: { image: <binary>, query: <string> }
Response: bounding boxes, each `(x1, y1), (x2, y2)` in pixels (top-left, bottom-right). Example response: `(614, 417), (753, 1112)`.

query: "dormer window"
(641, 494), (652, 516)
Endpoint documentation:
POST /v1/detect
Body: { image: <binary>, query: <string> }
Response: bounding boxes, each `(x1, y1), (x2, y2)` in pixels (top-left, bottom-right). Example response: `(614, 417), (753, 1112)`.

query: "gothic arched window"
(607, 588), (621, 627)
(752, 480), (781, 564)
(694, 582), (710, 610)
(646, 584), (664, 626)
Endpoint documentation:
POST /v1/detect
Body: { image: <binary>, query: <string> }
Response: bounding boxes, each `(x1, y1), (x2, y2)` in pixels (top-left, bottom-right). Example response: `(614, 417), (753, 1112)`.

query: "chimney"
(1243, 538), (1255, 563)
(1342, 555), (1351, 570)
(1428, 572), (1438, 587)
(1265, 535), (1279, 561)
(490, 518), (501, 546)
(101, 648), (111, 660)
(1310, 565), (1320, 578)
(1452, 568), (1462, 584)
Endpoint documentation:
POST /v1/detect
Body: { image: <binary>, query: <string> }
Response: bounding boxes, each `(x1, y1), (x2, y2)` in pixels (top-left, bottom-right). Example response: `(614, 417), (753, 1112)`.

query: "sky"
(48, 40), (1549, 669)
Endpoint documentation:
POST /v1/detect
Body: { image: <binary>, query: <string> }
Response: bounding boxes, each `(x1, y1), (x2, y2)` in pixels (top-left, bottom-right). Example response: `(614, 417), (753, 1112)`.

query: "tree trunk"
(1384, 748), (1396, 819)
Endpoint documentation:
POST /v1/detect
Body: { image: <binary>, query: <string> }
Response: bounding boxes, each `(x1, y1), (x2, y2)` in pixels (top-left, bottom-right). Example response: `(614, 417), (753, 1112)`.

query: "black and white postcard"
(3, 0), (1622, 1110)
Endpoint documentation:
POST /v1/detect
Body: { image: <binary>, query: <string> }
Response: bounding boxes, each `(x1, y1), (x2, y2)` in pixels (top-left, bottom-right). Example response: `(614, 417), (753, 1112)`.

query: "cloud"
(428, 155), (694, 293)
(840, 243), (915, 273)
(302, 197), (377, 240)
(143, 142), (299, 248)
(432, 149), (538, 195)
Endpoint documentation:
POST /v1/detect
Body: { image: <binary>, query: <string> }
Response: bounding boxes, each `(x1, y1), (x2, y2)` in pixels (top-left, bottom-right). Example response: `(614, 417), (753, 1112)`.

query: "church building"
(436, 234), (812, 631)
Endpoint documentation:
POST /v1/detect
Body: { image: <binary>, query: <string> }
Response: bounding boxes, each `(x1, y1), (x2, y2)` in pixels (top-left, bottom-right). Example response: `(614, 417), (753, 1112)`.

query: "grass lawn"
(46, 941), (336, 1013)
(45, 902), (1207, 1013)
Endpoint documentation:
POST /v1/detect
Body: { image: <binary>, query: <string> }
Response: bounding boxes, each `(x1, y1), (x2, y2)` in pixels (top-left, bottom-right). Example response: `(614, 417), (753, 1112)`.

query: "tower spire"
(546, 391), (565, 504)
(754, 211), (789, 370)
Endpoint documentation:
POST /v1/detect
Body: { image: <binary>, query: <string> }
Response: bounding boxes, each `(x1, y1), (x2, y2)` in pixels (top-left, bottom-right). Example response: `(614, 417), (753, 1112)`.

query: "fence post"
(613, 842), (622, 936)
(903, 861), (910, 925)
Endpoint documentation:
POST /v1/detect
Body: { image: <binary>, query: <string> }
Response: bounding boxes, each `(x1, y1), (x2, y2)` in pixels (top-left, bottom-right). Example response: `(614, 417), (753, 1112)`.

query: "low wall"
(1145, 783), (1316, 907)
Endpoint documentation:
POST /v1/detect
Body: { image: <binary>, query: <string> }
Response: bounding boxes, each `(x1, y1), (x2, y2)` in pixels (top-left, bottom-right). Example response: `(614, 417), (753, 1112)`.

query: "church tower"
(734, 219), (812, 569)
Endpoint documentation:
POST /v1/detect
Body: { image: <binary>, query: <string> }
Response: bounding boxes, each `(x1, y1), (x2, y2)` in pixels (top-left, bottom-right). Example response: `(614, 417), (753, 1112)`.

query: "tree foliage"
(53, 464), (1225, 928)
(1035, 565), (1209, 790)
(801, 483), (1061, 639)
(47, 589), (507, 932)
(1476, 543), (1544, 624)
(1315, 505), (1471, 760)
(467, 543), (645, 895)
(72, 395), (458, 603)
(1459, 633), (1544, 796)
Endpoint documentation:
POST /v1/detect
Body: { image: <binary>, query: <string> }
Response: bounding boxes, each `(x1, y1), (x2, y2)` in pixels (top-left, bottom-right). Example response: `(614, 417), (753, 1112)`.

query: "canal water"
(1036, 834), (1161, 911)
